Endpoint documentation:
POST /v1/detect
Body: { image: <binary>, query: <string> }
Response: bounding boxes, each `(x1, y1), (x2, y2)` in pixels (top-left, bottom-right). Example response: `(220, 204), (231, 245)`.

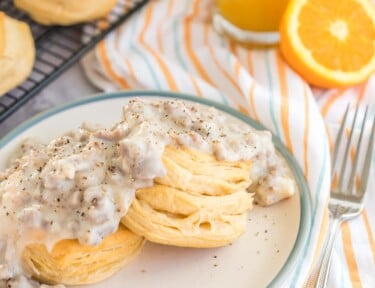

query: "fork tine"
(338, 103), (360, 191)
(359, 111), (375, 195)
(347, 106), (369, 193)
(332, 104), (350, 174)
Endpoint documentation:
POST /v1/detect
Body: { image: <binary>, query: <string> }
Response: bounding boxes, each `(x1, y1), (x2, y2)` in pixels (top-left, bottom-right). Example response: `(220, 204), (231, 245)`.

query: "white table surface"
(0, 63), (99, 138)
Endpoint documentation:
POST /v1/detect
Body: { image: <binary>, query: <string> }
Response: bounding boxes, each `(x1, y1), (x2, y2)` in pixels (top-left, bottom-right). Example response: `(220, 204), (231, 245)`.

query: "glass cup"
(213, 0), (289, 46)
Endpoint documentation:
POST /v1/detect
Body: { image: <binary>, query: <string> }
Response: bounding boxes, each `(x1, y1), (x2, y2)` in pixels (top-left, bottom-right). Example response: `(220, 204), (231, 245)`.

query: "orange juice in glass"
(214, 0), (289, 45)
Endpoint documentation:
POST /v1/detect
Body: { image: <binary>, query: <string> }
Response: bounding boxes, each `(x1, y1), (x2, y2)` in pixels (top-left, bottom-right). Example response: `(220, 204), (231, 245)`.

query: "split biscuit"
(122, 146), (253, 248)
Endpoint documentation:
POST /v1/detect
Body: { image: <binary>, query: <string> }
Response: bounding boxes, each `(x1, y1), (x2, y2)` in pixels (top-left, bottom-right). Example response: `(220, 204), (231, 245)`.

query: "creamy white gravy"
(0, 98), (295, 287)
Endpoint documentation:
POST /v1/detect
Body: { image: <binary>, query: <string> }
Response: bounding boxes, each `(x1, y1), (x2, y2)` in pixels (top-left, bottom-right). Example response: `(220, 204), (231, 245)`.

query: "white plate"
(0, 91), (311, 288)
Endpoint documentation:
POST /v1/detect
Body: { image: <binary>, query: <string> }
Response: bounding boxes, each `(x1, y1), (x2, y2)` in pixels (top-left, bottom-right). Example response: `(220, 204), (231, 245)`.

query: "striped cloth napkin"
(81, 0), (375, 287)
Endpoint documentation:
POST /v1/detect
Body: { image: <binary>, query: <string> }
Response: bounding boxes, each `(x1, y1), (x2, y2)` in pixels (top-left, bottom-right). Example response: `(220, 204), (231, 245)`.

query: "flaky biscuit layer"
(123, 146), (253, 248)
(22, 225), (145, 285)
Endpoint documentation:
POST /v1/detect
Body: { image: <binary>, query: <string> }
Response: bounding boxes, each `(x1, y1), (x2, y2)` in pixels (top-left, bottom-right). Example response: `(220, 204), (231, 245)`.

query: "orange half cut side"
(280, 0), (375, 88)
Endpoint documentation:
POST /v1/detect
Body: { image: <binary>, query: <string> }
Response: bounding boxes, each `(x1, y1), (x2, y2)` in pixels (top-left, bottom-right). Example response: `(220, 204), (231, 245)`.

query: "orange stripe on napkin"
(238, 104), (250, 116)
(209, 45), (244, 96)
(341, 222), (362, 287)
(228, 40), (242, 70)
(124, 59), (136, 78)
(156, 0), (174, 53)
(276, 51), (293, 153)
(246, 51), (254, 75)
(190, 76), (203, 96)
(183, 0), (214, 85)
(355, 175), (361, 192)
(97, 41), (130, 89)
(325, 124), (334, 153)
(246, 52), (258, 120)
(345, 127), (351, 138)
(350, 146), (356, 163)
(114, 28), (124, 51)
(228, 40), (242, 86)
(203, 22), (209, 46)
(205, 25), (246, 100)
(303, 84), (310, 177)
(356, 82), (367, 104)
(303, 203), (330, 287)
(321, 89), (346, 117)
(313, 203), (330, 263)
(139, 4), (178, 91)
(248, 82), (259, 121)
(234, 60), (241, 79)
(362, 210), (375, 264)
(205, 25), (249, 111)
(331, 173), (338, 190)
(228, 40), (237, 56)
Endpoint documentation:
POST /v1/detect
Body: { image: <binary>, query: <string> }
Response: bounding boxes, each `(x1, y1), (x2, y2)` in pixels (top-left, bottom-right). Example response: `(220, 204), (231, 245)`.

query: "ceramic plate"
(0, 91), (311, 288)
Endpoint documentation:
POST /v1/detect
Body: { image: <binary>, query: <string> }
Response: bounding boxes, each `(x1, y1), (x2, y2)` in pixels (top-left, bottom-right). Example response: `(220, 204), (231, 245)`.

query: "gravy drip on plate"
(0, 98), (295, 286)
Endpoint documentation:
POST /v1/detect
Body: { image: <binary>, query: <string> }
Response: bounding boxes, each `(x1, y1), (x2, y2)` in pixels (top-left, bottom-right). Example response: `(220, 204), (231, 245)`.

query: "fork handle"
(315, 217), (342, 288)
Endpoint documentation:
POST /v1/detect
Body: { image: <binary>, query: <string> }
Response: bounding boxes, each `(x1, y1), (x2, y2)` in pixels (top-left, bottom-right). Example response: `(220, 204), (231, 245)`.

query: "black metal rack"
(0, 0), (149, 123)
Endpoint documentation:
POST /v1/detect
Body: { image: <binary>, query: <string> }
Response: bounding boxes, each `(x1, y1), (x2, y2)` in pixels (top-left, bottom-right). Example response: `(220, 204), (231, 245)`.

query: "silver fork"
(314, 104), (375, 288)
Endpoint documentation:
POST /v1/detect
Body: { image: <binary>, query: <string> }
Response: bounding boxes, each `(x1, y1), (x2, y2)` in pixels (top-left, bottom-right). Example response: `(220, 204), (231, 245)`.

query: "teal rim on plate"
(0, 90), (312, 288)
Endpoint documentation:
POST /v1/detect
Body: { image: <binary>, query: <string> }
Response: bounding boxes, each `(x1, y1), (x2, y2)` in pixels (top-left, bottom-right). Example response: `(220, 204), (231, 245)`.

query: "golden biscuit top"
(0, 12), (5, 56)
(0, 12), (35, 97)
(0, 11), (32, 62)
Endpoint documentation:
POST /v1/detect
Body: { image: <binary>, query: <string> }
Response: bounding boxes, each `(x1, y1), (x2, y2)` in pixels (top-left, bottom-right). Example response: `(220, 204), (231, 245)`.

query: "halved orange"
(280, 0), (375, 88)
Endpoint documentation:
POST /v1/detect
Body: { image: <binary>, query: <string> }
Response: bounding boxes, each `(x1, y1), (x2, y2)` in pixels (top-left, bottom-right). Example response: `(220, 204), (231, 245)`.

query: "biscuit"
(0, 12), (35, 96)
(122, 146), (253, 248)
(14, 0), (118, 25)
(22, 225), (145, 285)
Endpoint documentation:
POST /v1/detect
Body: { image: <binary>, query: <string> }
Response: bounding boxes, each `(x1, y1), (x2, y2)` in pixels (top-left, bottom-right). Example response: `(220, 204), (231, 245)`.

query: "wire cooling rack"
(0, 0), (149, 123)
